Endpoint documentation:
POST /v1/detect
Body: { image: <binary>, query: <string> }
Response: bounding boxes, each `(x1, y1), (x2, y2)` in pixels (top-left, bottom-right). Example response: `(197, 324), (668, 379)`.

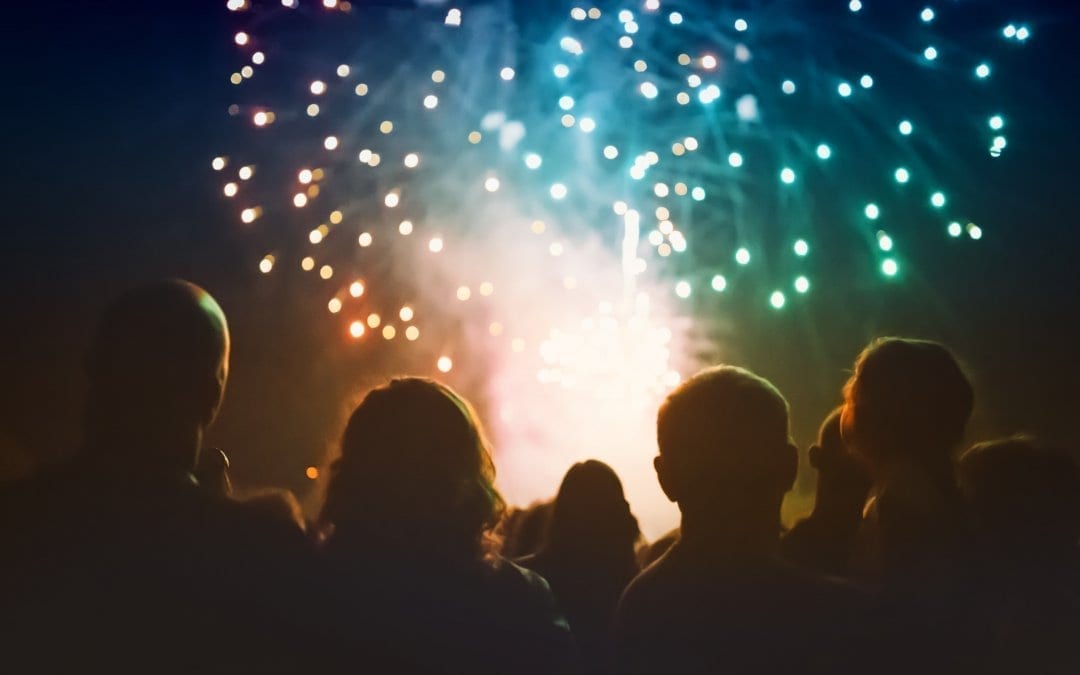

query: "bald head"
(85, 280), (230, 462)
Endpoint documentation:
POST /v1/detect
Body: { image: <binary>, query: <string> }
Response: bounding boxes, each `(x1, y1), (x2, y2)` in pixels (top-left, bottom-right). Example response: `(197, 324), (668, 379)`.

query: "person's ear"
(808, 444), (822, 470)
(654, 455), (678, 502)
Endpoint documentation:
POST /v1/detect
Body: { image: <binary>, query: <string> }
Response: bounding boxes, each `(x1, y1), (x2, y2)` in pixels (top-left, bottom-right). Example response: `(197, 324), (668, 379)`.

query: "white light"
(849, 0), (862, 12)
(781, 80), (796, 95)
(553, 63), (570, 78)
(816, 144), (832, 159)
(579, 117), (596, 133)
(669, 12), (683, 25)
(698, 84), (721, 103)
(701, 54), (718, 70)
(838, 82), (853, 97)
(550, 183), (568, 199)
(711, 275), (727, 292)
(968, 224), (984, 240)
(780, 167), (796, 184)
(924, 46), (938, 61)
(734, 18), (748, 32)
(878, 233), (894, 251)
(860, 74), (874, 88)
(428, 237), (444, 253)
(524, 153), (542, 169)
(728, 152), (744, 167)
(336, 64), (350, 77)
(691, 187), (705, 201)
(865, 203), (880, 219)
(882, 259), (899, 276)
(899, 120), (914, 135)
(675, 281), (692, 298)
(920, 8), (935, 23)
(794, 276), (810, 294)
(736, 248), (751, 265)
(603, 145), (619, 159)
(989, 115), (1004, 130)
(640, 82), (659, 99)
(794, 239), (809, 256)
(770, 291), (786, 309)
(437, 356), (453, 373)
(484, 176), (500, 192)
(324, 135), (339, 150)
(1003, 24), (1017, 39)
(558, 95), (575, 110)
(404, 153), (420, 168)
(948, 222), (963, 237)
(1016, 26), (1030, 41)
(560, 36), (584, 55)
(976, 63), (991, 78)
(423, 94), (438, 109)
(931, 191), (946, 208)
(895, 167), (910, 183)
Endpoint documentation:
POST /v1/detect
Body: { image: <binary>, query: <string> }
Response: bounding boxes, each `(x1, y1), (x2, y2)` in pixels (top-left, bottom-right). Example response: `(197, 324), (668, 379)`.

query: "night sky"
(2, 0), (1079, 518)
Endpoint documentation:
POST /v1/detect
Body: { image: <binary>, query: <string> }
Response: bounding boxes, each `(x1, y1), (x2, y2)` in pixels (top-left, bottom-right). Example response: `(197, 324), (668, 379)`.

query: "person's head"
(655, 366), (797, 520)
(320, 378), (504, 560)
(842, 338), (973, 475)
(544, 460), (640, 560)
(84, 280), (230, 470)
(808, 407), (870, 518)
(958, 436), (1080, 557)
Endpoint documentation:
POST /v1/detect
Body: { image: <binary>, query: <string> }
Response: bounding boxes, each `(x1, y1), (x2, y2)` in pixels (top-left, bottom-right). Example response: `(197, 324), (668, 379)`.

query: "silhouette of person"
(841, 337), (981, 671)
(520, 460), (641, 673)
(318, 377), (574, 674)
(958, 436), (1080, 673)
(614, 366), (867, 675)
(782, 407), (870, 577)
(0, 280), (315, 674)
(501, 498), (554, 559)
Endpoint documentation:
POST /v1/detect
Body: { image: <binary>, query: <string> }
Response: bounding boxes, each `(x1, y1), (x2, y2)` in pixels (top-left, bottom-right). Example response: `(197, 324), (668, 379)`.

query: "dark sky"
(2, 0), (1079, 505)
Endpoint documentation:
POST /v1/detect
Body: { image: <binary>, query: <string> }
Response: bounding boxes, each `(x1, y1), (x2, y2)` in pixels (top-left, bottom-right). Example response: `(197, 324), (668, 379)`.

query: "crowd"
(1, 279), (1077, 674)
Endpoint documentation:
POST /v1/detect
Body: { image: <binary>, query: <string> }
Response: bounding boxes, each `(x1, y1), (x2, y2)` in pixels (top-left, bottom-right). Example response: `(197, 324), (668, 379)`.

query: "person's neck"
(678, 502), (782, 557)
(809, 484), (867, 532)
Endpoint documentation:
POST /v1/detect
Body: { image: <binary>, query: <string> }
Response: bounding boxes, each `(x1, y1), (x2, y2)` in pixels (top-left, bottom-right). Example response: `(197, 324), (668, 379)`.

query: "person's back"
(841, 338), (982, 672)
(958, 437), (1080, 674)
(615, 366), (868, 675)
(520, 460), (641, 672)
(0, 281), (316, 673)
(318, 378), (573, 674)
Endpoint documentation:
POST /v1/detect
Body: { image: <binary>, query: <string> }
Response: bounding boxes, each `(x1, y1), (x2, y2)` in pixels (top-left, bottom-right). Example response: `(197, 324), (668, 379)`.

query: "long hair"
(320, 378), (504, 561)
(543, 460), (640, 567)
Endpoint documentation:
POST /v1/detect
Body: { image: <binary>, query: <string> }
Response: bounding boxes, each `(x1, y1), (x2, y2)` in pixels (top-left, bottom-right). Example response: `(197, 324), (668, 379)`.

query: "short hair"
(321, 378), (504, 559)
(844, 338), (972, 462)
(658, 365), (791, 487)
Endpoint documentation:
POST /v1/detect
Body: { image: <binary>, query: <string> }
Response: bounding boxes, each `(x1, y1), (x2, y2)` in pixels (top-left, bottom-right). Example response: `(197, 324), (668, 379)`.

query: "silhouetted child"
(614, 366), (867, 674)
(782, 407), (870, 577)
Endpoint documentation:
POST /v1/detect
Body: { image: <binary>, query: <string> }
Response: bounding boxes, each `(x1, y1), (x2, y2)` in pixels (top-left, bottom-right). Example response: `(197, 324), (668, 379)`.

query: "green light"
(882, 258), (898, 276)
(770, 291), (786, 309)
